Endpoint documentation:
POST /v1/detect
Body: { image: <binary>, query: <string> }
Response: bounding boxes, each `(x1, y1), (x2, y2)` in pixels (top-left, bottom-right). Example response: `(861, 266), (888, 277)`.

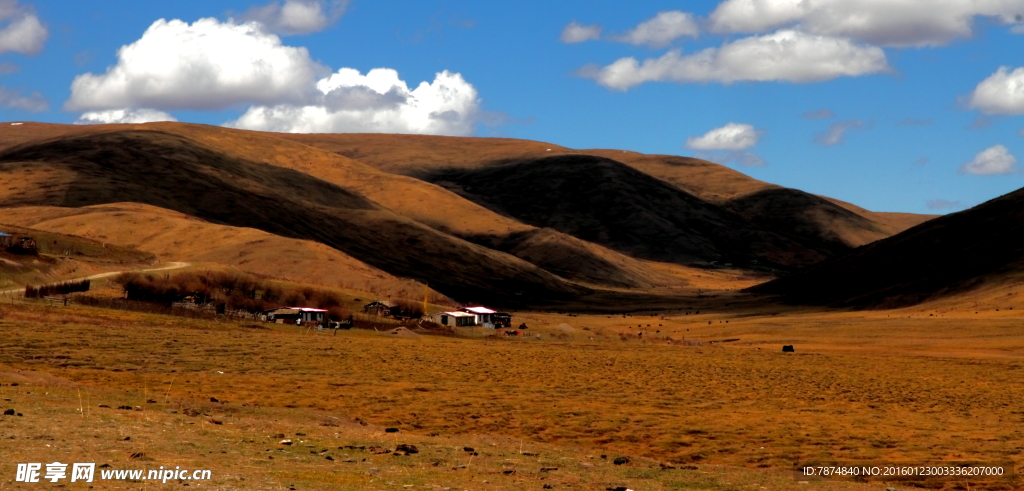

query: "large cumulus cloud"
(584, 29), (888, 90)
(64, 17), (483, 136)
(708, 0), (1024, 47)
(64, 18), (327, 112)
(227, 68), (480, 136)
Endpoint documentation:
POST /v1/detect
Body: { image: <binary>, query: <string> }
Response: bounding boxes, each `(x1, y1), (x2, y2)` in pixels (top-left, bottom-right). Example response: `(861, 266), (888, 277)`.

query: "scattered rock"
(502, 470), (516, 475)
(325, 456), (333, 461)
(183, 408), (202, 417)
(521, 451), (537, 456)
(123, 437), (131, 441)
(209, 397), (219, 403)
(295, 433), (306, 436)
(782, 345), (795, 353)
(117, 405), (133, 410)
(368, 446), (390, 454)
(613, 456), (630, 465)
(540, 467), (558, 472)
(208, 419), (222, 425)
(97, 405), (110, 408)
(463, 446), (475, 452)
(146, 399), (157, 404)
(129, 452), (145, 459)
(2, 409), (14, 415)
(385, 428), (399, 433)
(393, 444), (418, 455)
(279, 439), (293, 445)
(273, 433), (286, 438)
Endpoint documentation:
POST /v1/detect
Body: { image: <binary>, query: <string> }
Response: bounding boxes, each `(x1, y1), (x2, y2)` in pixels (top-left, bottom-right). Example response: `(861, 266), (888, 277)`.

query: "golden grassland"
(0, 300), (1021, 490)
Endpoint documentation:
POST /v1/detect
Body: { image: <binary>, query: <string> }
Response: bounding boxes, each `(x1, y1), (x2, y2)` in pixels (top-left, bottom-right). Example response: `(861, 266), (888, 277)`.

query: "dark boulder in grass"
(393, 444), (418, 455)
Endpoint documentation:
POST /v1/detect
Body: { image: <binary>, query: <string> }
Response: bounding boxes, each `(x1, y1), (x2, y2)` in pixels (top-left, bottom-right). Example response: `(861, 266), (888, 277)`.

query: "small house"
(363, 300), (398, 317)
(434, 311), (478, 327)
(460, 306), (512, 329)
(0, 233), (36, 254)
(266, 307), (327, 325)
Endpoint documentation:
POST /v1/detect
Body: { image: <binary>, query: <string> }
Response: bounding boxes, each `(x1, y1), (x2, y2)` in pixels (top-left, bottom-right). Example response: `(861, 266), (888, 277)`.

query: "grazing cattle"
(782, 345), (795, 352)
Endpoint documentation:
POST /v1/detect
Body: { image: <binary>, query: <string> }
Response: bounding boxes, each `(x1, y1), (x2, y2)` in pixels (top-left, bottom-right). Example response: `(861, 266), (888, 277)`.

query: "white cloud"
(226, 68), (481, 136)
(613, 11), (699, 48)
(0, 61), (17, 74)
(0, 86), (45, 111)
(74, 108), (177, 125)
(708, 0), (1024, 47)
(65, 18), (327, 112)
(238, 0), (348, 35)
(560, 21), (601, 43)
(815, 119), (865, 146)
(968, 66), (1024, 115)
(686, 122), (761, 151)
(0, 0), (47, 55)
(586, 29), (888, 89)
(687, 122), (765, 166)
(959, 144), (1018, 175)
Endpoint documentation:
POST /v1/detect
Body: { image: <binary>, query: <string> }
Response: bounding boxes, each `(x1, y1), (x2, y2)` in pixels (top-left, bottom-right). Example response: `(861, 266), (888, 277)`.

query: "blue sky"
(2, 1), (1024, 215)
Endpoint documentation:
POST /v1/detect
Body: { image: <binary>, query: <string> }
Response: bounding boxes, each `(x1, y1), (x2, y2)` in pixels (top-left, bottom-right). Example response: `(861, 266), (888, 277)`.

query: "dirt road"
(0, 261), (191, 296)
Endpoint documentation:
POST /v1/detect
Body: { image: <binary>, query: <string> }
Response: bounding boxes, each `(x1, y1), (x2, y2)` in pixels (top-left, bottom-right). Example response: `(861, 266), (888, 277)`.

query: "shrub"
(24, 279), (90, 298)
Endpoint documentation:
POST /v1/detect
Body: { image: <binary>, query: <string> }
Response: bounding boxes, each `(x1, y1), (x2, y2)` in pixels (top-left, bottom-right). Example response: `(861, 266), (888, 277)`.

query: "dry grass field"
(1, 300), (1020, 490)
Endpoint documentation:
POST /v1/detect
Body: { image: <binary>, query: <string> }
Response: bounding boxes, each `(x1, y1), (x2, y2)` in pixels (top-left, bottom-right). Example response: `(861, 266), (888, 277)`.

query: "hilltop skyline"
(2, 0), (1024, 214)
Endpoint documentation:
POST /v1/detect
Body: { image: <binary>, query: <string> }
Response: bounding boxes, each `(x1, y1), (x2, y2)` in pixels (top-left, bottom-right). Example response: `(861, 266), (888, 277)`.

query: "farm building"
(460, 306), (512, 328)
(434, 311), (479, 327)
(431, 307), (512, 328)
(363, 300), (398, 317)
(0, 233), (37, 254)
(266, 307), (327, 325)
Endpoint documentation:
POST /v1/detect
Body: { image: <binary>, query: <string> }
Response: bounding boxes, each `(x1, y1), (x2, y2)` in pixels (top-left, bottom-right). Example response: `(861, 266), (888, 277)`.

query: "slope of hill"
(0, 221), (154, 289)
(425, 154), (828, 269)
(275, 133), (935, 252)
(0, 203), (405, 289)
(0, 130), (590, 303)
(752, 186), (1024, 307)
(0, 123), (681, 292)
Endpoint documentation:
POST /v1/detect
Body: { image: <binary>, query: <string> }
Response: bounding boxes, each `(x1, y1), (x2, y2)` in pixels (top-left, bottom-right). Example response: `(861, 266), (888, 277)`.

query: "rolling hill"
(0, 121), (941, 307)
(752, 185), (1024, 308)
(424, 154), (828, 269)
(275, 133), (936, 253)
(0, 129), (592, 304)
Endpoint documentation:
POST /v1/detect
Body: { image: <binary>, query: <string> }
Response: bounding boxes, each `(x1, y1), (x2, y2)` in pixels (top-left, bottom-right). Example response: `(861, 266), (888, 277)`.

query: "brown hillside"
(0, 123), (676, 291)
(752, 185), (1024, 307)
(424, 154), (828, 269)
(276, 133), (935, 251)
(0, 203), (405, 289)
(0, 130), (590, 303)
(0, 221), (154, 289)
